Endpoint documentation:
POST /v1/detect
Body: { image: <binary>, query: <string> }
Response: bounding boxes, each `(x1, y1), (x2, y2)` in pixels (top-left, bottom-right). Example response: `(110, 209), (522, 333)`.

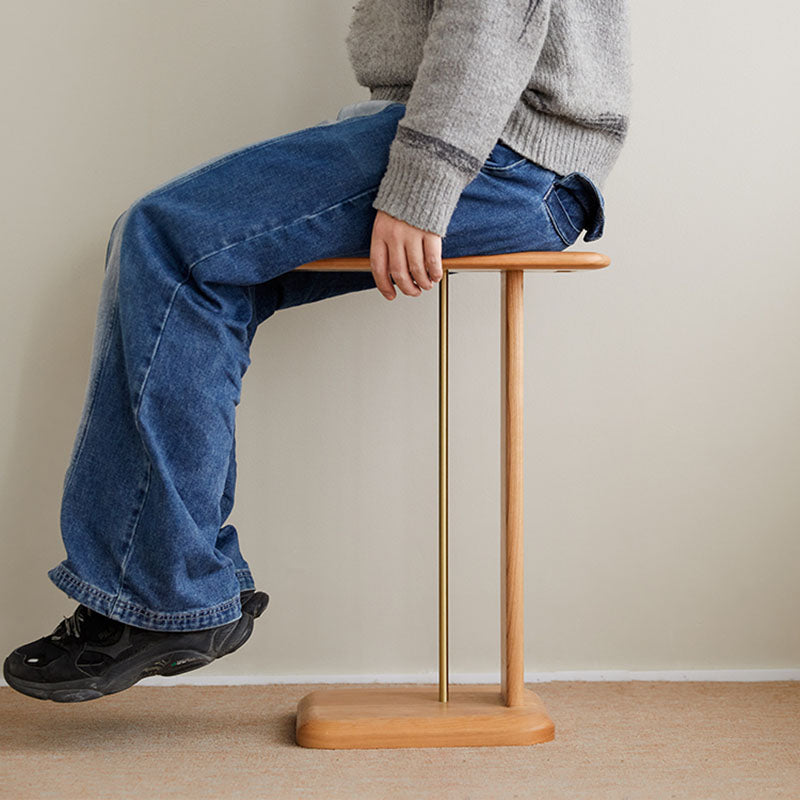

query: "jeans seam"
(553, 190), (582, 235)
(131, 274), (191, 419)
(542, 197), (572, 248)
(185, 185), (381, 274)
(111, 592), (239, 622)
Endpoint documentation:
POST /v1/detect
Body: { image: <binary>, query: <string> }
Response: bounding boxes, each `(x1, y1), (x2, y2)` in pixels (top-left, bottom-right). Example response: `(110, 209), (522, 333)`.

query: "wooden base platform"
(295, 685), (555, 749)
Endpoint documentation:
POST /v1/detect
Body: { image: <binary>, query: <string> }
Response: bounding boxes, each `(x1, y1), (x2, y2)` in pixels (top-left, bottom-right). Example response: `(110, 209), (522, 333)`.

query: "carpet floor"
(1, 681), (798, 799)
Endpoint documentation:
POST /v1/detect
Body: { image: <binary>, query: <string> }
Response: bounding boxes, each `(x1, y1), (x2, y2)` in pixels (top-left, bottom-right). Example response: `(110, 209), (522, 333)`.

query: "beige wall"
(1, 1), (798, 681)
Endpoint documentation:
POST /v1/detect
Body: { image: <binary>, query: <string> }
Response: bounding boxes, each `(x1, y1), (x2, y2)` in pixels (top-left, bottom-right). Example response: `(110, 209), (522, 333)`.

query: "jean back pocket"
(542, 172), (606, 245)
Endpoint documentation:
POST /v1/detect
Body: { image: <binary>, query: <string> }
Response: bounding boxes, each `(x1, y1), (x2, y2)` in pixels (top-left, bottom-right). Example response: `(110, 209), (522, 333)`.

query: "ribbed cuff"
(372, 139), (472, 237)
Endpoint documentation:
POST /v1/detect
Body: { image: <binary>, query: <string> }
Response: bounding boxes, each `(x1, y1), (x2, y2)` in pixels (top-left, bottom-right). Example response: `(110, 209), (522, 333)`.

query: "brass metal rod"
(438, 267), (449, 703)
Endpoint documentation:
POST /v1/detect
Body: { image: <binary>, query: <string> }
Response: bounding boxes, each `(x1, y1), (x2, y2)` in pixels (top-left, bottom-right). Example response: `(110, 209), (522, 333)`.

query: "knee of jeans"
(111, 195), (187, 282)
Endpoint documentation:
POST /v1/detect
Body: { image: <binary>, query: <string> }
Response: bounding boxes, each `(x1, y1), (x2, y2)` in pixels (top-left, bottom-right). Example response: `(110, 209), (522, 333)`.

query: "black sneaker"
(3, 589), (269, 703)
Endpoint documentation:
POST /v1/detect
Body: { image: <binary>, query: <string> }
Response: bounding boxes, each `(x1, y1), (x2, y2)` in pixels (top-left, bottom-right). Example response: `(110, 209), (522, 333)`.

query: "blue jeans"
(48, 100), (605, 631)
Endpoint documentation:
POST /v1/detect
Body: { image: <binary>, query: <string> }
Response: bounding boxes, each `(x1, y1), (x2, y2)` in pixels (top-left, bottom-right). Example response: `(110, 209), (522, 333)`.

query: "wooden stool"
(292, 250), (611, 749)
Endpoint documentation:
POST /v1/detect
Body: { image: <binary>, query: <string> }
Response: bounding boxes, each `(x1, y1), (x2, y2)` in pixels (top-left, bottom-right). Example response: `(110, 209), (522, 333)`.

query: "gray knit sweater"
(345, 0), (632, 237)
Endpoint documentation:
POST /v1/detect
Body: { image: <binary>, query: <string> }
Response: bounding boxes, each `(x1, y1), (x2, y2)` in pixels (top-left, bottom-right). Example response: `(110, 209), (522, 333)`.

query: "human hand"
(369, 209), (443, 301)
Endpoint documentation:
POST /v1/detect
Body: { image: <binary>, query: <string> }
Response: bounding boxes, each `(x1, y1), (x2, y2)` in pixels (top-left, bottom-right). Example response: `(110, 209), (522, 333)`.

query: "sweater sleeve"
(371, 0), (552, 237)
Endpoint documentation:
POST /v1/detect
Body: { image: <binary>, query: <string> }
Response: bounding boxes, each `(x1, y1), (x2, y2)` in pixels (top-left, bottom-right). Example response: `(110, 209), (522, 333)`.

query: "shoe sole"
(3, 592), (269, 703)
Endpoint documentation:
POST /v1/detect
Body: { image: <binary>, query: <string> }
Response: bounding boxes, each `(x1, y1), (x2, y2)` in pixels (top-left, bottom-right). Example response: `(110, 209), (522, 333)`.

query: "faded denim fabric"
(49, 100), (605, 630)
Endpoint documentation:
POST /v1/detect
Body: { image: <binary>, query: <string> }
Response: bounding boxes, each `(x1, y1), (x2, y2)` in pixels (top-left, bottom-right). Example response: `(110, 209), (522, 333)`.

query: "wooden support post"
(501, 270), (525, 707)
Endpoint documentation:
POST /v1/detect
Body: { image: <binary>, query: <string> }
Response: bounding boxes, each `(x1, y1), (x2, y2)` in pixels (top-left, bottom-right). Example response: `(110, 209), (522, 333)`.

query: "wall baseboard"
(4, 669), (798, 689)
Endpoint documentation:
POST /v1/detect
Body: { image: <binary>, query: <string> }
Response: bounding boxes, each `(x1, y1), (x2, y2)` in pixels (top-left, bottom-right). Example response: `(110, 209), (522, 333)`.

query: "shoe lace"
(52, 606), (88, 641)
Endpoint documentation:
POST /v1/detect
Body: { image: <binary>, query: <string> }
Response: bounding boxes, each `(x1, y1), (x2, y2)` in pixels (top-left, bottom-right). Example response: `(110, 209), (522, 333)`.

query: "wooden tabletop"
(296, 251), (610, 273)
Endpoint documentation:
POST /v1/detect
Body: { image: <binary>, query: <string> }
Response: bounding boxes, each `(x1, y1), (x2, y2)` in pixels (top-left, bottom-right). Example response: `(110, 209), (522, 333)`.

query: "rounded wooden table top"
(296, 250), (610, 273)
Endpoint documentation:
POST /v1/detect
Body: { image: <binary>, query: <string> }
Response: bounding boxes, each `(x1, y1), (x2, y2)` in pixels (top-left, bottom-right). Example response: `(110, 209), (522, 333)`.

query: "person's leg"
(48, 103), (407, 631)
(48, 101), (603, 634)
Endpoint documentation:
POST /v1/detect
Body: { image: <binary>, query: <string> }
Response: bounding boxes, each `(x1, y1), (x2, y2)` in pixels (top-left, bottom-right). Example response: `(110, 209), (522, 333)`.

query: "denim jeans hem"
(47, 561), (251, 632)
(234, 569), (256, 592)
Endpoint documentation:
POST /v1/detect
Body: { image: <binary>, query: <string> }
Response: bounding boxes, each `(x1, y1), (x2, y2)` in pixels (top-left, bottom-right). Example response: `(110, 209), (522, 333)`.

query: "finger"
(370, 238), (395, 300)
(424, 235), (443, 282)
(406, 235), (433, 291)
(388, 237), (420, 297)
